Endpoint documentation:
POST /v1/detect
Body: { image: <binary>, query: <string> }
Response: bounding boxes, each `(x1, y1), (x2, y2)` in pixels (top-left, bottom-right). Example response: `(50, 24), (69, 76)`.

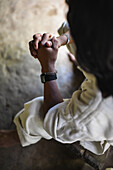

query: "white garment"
(14, 69), (113, 155)
(14, 21), (113, 155)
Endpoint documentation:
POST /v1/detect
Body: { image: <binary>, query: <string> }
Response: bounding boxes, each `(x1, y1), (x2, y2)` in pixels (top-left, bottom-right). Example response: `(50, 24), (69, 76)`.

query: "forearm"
(57, 30), (73, 47)
(43, 31), (73, 113)
(43, 31), (73, 114)
(31, 33), (63, 116)
(44, 80), (63, 117)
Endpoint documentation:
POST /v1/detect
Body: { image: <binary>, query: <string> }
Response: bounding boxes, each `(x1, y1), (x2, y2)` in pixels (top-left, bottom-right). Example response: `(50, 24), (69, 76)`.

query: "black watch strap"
(40, 71), (57, 83)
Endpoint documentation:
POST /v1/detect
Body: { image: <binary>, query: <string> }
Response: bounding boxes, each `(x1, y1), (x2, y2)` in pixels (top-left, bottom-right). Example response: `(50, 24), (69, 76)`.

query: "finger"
(33, 33), (42, 50)
(29, 41), (38, 58)
(33, 36), (42, 50)
(52, 36), (58, 50)
(33, 33), (42, 40)
(68, 52), (78, 65)
(56, 36), (62, 48)
(41, 33), (52, 46)
(45, 40), (52, 47)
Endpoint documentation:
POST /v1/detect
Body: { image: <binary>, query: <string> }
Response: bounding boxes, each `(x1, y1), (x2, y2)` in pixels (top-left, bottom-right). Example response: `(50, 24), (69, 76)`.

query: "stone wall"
(0, 0), (81, 129)
(0, 1), (85, 170)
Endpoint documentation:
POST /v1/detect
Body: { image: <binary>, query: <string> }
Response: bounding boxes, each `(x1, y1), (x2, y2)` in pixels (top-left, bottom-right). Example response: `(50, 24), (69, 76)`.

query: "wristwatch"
(40, 71), (57, 83)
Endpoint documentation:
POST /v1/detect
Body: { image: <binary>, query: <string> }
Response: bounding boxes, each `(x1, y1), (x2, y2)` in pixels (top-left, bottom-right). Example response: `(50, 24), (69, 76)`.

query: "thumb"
(45, 40), (52, 47)
(52, 36), (58, 50)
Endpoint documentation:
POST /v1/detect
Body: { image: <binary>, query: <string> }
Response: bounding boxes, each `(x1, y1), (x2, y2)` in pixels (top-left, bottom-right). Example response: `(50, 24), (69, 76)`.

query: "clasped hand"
(29, 33), (58, 73)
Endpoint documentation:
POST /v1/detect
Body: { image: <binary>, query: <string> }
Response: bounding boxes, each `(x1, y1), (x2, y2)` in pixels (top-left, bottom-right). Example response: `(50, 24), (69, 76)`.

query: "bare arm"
(42, 37), (64, 116)
(44, 80), (63, 116)
(31, 31), (73, 114)
(29, 34), (64, 115)
(57, 30), (73, 47)
(0, 31), (72, 148)
(29, 31), (74, 115)
(32, 30), (73, 53)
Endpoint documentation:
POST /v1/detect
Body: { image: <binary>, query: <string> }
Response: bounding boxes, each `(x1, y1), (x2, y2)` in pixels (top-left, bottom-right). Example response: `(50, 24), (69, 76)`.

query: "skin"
(0, 31), (73, 147)
(1, 2), (112, 167)
(29, 32), (75, 115)
(29, 31), (73, 59)
(37, 34), (64, 114)
(30, 33), (67, 115)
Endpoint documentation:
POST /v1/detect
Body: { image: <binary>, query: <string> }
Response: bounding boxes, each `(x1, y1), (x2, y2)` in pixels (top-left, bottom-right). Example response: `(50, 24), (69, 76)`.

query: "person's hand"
(29, 33), (42, 59)
(29, 33), (59, 72)
(29, 33), (53, 59)
(29, 31), (72, 60)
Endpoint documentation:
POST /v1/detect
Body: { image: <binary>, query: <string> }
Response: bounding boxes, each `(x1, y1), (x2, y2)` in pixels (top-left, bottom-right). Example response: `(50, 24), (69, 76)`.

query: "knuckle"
(43, 33), (46, 37)
(38, 36), (42, 41)
(33, 40), (37, 47)
(33, 34), (37, 39)
(32, 51), (37, 57)
(29, 41), (32, 46)
(54, 37), (58, 43)
(43, 33), (49, 37)
(33, 33), (41, 39)
(55, 40), (59, 45)
(31, 52), (34, 56)
(40, 41), (44, 46)
(55, 47), (58, 51)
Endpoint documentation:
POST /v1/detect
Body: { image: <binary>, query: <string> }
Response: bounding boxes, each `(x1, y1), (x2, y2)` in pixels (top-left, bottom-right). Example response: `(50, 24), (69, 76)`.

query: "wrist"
(57, 35), (67, 47)
(57, 34), (70, 47)
(41, 65), (55, 73)
(40, 70), (57, 84)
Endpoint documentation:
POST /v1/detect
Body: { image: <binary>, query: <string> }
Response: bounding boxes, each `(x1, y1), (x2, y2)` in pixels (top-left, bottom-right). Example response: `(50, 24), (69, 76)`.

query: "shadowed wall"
(0, 1), (84, 170)
(0, 0), (79, 129)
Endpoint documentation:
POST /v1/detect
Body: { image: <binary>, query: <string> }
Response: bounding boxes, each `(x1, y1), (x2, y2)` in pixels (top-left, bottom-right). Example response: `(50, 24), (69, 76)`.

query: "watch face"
(40, 73), (57, 83)
(41, 75), (46, 83)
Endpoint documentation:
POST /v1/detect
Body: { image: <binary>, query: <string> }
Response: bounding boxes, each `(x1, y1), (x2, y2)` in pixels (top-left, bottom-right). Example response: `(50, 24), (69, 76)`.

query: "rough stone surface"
(0, 0), (83, 129)
(0, 0), (86, 169)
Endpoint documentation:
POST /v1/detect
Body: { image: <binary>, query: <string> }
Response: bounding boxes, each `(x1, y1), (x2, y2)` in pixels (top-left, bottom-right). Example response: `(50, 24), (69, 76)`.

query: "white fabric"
(14, 21), (113, 155)
(14, 69), (113, 155)
(14, 98), (52, 147)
